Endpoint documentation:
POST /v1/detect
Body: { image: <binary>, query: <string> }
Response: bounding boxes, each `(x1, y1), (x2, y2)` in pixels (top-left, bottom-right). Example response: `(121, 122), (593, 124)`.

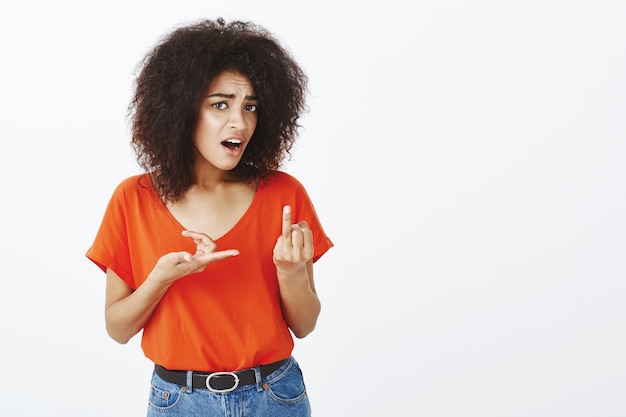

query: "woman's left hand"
(273, 205), (314, 275)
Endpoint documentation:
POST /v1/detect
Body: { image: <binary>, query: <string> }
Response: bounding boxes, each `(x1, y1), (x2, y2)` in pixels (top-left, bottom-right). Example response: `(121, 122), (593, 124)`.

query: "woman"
(86, 18), (332, 417)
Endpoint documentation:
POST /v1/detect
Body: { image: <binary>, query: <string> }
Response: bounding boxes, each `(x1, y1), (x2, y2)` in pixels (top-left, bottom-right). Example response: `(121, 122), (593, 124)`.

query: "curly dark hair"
(128, 18), (308, 202)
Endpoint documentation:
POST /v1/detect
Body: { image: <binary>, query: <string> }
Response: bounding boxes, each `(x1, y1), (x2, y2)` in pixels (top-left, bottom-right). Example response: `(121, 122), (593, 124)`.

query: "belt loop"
(186, 370), (193, 393)
(254, 366), (264, 392)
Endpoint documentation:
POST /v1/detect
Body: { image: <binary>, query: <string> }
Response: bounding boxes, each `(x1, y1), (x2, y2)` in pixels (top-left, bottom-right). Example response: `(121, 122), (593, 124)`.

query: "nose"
(228, 108), (246, 129)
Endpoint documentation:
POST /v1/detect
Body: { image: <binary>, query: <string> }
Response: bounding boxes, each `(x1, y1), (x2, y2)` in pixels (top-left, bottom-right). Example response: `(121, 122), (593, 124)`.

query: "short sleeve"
(85, 178), (136, 288)
(292, 178), (334, 263)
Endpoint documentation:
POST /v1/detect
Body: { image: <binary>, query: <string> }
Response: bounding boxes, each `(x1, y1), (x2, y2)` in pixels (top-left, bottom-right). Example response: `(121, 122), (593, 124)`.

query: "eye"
(245, 104), (258, 113)
(212, 102), (228, 110)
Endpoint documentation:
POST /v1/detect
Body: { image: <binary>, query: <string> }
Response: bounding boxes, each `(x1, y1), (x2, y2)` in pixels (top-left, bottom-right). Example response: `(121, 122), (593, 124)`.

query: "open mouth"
(221, 138), (242, 151)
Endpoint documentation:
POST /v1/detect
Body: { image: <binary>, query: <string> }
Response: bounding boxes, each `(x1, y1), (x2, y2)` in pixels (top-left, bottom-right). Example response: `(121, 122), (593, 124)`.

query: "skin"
(104, 70), (320, 348)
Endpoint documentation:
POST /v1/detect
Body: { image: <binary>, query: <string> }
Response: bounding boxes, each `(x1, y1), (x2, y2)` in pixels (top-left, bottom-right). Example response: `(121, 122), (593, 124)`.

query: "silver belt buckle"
(205, 371), (240, 393)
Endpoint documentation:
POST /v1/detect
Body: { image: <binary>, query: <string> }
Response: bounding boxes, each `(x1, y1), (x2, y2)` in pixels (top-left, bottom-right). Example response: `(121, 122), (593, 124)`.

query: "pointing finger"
(207, 249), (240, 261)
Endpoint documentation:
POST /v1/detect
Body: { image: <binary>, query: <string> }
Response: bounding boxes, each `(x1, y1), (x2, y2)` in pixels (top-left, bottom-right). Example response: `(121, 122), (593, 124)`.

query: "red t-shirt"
(86, 171), (333, 371)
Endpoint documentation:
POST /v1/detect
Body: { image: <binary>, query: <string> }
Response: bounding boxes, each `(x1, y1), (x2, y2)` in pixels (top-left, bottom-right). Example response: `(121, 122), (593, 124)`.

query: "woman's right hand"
(148, 230), (240, 286)
(105, 230), (238, 344)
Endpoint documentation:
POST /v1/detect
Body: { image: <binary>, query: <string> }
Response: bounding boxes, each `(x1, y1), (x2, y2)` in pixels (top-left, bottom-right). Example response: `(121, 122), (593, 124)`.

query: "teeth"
(222, 138), (242, 150)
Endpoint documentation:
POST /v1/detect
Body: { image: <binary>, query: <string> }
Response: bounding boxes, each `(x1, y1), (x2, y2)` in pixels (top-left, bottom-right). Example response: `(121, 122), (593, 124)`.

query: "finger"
(189, 248), (239, 262)
(292, 222), (312, 245)
(301, 227), (314, 260)
(182, 230), (200, 239)
(291, 227), (304, 249)
(159, 251), (193, 265)
(209, 249), (240, 261)
(300, 225), (313, 246)
(182, 230), (216, 246)
(282, 205), (292, 243)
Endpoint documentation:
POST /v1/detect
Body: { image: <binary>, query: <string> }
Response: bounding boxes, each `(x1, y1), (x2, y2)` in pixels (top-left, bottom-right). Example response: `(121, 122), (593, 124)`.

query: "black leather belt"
(155, 359), (286, 393)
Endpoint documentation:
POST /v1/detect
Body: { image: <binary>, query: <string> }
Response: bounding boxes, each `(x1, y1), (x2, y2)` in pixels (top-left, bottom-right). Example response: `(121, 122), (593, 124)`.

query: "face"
(192, 70), (259, 173)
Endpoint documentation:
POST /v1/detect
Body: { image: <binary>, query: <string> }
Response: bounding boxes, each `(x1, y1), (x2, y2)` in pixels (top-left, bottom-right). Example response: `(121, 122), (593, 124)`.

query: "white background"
(1, 1), (625, 416)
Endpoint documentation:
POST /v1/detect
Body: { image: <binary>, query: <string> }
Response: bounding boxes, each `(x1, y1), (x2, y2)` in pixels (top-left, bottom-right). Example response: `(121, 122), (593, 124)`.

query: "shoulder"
(260, 170), (306, 191)
(107, 173), (155, 205)
(258, 171), (316, 209)
(113, 173), (150, 192)
(109, 173), (153, 197)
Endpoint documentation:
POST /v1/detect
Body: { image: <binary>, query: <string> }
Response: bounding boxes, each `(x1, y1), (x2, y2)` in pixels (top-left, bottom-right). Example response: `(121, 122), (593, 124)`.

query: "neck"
(192, 162), (239, 191)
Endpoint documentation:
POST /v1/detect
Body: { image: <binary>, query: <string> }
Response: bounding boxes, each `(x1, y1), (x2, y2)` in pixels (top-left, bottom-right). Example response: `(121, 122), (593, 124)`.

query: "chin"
(218, 160), (244, 172)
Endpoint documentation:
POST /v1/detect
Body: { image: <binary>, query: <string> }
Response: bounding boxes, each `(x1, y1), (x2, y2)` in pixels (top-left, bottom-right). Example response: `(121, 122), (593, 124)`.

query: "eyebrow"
(207, 93), (259, 100)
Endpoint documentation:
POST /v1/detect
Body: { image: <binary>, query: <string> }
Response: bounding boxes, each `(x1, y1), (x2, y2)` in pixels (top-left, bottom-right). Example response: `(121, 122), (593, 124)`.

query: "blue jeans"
(147, 356), (311, 417)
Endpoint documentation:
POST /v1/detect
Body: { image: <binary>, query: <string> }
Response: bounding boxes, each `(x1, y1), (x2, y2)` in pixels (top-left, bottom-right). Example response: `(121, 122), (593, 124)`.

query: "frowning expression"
(193, 70), (259, 172)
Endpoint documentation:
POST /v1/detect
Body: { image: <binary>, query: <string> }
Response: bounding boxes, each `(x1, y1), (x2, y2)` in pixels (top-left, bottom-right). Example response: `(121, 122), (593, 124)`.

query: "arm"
(104, 268), (170, 344)
(273, 205), (321, 338)
(104, 231), (239, 344)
